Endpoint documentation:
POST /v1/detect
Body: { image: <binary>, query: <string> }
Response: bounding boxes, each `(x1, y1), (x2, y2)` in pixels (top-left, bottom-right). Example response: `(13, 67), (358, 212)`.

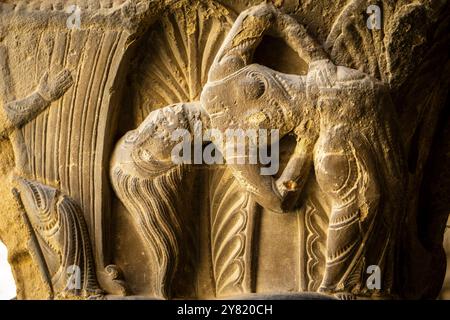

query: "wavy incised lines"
(16, 178), (100, 296)
(14, 25), (130, 276)
(304, 199), (328, 292)
(209, 169), (252, 297)
(111, 165), (186, 299)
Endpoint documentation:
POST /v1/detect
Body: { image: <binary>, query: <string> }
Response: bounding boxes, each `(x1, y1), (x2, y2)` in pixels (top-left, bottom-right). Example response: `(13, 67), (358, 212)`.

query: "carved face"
(111, 104), (190, 178)
(200, 64), (306, 136)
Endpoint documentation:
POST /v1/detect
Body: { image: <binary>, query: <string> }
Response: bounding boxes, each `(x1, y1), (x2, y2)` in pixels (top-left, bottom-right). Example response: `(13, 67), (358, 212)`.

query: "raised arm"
(271, 8), (328, 64)
(208, 3), (328, 82)
(208, 3), (276, 82)
(275, 122), (318, 211)
(0, 69), (73, 138)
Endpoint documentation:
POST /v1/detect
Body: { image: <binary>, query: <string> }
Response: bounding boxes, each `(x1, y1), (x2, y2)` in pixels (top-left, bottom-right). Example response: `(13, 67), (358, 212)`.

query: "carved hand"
(38, 69), (74, 102)
(308, 59), (337, 88)
(275, 122), (318, 211)
(2, 69), (73, 132)
(306, 59), (338, 101)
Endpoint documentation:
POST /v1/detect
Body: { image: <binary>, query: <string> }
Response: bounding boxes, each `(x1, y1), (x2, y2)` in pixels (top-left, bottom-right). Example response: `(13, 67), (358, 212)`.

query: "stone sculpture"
(201, 2), (406, 298)
(0, 0), (449, 300)
(13, 178), (102, 298)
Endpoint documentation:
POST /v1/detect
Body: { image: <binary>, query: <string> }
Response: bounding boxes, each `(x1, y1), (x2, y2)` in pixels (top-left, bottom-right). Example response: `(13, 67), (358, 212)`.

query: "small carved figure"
(13, 178), (102, 298)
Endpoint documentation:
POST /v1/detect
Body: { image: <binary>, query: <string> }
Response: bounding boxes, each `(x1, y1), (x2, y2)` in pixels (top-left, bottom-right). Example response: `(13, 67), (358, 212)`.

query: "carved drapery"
(0, 0), (448, 300)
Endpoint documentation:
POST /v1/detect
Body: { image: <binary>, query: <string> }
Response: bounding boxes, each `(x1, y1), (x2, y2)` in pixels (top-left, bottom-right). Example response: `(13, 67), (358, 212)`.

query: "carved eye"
(125, 130), (139, 144)
(244, 71), (266, 99)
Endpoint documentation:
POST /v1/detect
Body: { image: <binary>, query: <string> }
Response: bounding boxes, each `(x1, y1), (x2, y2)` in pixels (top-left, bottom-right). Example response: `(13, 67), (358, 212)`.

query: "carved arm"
(208, 2), (329, 83)
(208, 3), (277, 81)
(276, 123), (318, 211)
(0, 69), (73, 137)
(225, 155), (285, 214)
(270, 7), (328, 64)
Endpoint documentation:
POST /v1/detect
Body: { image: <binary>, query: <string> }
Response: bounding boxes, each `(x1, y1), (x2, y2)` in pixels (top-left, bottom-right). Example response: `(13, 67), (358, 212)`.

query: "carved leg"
(320, 202), (363, 295)
(314, 133), (381, 298)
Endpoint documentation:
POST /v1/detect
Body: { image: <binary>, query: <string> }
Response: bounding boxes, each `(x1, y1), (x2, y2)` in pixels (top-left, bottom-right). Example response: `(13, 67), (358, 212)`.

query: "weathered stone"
(0, 0), (449, 300)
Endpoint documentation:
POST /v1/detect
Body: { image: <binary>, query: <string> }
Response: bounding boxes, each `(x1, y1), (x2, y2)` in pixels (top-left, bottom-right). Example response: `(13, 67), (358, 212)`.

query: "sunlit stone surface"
(0, 0), (449, 300)
(0, 242), (16, 300)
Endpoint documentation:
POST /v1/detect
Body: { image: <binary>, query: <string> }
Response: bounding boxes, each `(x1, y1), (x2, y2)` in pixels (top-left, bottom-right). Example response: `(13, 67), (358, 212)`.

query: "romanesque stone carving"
(13, 178), (102, 298)
(110, 102), (204, 299)
(0, 0), (449, 300)
(109, 2), (406, 299)
(200, 2), (406, 298)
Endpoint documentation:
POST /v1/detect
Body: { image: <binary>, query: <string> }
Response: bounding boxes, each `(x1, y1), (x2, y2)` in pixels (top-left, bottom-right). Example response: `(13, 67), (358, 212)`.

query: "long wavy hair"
(111, 163), (186, 299)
